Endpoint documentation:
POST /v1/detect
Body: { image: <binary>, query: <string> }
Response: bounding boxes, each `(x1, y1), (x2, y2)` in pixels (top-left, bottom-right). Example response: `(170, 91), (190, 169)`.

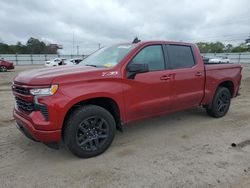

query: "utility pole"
(77, 45), (79, 55)
(72, 32), (75, 55)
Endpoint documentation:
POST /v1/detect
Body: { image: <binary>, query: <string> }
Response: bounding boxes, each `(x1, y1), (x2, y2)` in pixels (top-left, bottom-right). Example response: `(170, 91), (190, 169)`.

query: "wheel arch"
(218, 80), (234, 97)
(62, 97), (123, 138)
(202, 79), (235, 106)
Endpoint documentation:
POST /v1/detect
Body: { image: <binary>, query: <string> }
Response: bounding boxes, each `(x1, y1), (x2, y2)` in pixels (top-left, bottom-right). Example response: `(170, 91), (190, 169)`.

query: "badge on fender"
(102, 71), (118, 77)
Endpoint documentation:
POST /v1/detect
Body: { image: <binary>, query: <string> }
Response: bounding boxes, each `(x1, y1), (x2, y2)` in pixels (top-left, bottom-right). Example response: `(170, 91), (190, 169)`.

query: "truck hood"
(14, 65), (98, 86)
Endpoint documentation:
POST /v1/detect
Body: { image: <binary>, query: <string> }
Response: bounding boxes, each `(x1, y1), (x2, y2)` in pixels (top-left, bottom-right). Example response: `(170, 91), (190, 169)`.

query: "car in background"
(45, 58), (66, 67)
(202, 56), (210, 64)
(0, 58), (15, 72)
(209, 57), (230, 63)
(65, 58), (83, 65)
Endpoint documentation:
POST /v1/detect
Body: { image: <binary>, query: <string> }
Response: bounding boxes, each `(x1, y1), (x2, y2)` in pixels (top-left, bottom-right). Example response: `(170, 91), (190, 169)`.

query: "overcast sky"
(0, 0), (250, 54)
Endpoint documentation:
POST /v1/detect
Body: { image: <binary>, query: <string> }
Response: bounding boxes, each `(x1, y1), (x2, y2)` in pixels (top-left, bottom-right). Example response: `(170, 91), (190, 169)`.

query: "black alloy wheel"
(64, 105), (116, 158)
(206, 87), (231, 118)
(217, 91), (230, 115)
(76, 116), (109, 152)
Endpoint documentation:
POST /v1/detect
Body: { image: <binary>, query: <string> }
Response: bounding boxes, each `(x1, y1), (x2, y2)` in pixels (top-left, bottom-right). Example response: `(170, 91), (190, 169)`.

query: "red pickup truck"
(12, 41), (242, 158)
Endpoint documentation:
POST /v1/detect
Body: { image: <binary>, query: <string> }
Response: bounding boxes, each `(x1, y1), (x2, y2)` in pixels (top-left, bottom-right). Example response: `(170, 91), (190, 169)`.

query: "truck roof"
(121, 40), (196, 47)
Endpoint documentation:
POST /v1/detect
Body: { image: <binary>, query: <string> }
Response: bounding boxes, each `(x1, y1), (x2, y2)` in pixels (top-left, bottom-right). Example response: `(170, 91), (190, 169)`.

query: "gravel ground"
(0, 65), (250, 188)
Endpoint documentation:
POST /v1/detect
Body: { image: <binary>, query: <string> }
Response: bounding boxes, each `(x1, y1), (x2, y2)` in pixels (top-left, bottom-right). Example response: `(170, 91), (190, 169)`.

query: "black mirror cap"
(127, 63), (149, 73)
(126, 63), (149, 79)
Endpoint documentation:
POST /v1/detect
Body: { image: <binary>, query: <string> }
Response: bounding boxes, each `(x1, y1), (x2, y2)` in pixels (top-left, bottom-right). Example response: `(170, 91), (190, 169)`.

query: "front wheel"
(64, 105), (116, 158)
(0, 66), (7, 72)
(206, 87), (231, 118)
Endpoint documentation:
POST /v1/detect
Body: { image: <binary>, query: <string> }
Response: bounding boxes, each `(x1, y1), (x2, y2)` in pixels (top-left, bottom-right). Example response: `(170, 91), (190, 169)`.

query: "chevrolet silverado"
(12, 41), (242, 158)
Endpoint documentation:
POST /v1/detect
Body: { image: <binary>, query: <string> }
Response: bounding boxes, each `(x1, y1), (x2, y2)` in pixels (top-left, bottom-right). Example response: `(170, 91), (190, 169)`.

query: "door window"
(167, 45), (195, 69)
(131, 45), (165, 71)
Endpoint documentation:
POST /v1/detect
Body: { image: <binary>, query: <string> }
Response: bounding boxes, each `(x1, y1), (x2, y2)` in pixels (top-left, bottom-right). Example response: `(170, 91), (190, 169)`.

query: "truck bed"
(202, 63), (242, 105)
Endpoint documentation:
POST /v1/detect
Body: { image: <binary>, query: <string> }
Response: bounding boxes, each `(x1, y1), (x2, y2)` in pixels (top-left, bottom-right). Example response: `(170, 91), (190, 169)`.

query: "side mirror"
(126, 63), (149, 79)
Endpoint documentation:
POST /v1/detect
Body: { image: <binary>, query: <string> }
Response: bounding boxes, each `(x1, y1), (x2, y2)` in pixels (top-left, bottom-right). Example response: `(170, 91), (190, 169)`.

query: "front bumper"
(8, 65), (15, 70)
(14, 109), (61, 143)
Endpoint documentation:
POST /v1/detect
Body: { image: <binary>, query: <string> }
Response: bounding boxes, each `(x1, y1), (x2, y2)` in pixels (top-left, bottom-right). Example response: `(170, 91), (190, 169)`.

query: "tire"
(0, 66), (7, 72)
(206, 87), (231, 118)
(63, 105), (116, 158)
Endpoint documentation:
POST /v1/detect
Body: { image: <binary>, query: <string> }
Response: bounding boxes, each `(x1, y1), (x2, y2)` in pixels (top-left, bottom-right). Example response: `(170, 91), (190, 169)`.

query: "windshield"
(80, 44), (136, 68)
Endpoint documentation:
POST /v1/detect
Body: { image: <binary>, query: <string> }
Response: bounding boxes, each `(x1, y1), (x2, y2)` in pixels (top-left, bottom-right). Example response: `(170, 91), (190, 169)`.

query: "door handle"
(195, 72), (202, 77)
(160, 75), (171, 80)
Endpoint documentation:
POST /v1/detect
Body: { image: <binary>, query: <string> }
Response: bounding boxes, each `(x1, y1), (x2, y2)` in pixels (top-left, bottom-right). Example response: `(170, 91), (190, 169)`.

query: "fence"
(0, 52), (250, 65)
(0, 54), (86, 65)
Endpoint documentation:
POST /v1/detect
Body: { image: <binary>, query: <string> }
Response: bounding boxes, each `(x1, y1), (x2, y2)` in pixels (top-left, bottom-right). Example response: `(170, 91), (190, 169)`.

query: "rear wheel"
(0, 66), (7, 72)
(64, 105), (116, 158)
(206, 87), (231, 118)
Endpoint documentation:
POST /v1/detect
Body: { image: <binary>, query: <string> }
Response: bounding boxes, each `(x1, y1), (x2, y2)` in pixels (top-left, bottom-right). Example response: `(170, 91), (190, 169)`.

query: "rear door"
(165, 44), (205, 110)
(123, 45), (174, 122)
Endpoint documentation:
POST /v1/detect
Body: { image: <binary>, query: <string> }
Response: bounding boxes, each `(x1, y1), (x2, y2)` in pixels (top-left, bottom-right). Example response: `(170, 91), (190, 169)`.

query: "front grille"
(13, 86), (30, 95)
(15, 97), (35, 112)
(40, 105), (49, 121)
(15, 97), (49, 120)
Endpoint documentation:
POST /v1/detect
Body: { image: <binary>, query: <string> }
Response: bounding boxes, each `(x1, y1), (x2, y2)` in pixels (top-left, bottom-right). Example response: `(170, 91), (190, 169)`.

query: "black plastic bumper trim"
(16, 123), (38, 142)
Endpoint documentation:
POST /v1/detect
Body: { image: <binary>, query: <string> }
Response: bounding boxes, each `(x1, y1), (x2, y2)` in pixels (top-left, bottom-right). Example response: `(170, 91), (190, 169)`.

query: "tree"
(0, 37), (59, 54)
(8, 42), (28, 54)
(231, 43), (248, 53)
(0, 43), (13, 53)
(210, 42), (224, 53)
(224, 44), (233, 53)
(26, 37), (46, 54)
(196, 42), (209, 53)
(196, 42), (225, 53)
(196, 41), (249, 53)
(246, 36), (250, 51)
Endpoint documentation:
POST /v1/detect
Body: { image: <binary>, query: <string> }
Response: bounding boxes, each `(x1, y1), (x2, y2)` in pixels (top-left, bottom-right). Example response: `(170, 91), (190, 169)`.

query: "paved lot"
(1, 65), (250, 188)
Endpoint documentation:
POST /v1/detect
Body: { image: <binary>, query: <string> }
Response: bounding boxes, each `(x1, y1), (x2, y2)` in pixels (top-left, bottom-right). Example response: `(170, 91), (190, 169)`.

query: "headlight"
(30, 85), (58, 96)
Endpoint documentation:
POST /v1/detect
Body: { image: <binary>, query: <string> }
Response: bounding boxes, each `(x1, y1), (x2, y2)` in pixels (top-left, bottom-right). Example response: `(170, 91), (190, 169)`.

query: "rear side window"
(131, 45), (165, 71)
(167, 45), (195, 69)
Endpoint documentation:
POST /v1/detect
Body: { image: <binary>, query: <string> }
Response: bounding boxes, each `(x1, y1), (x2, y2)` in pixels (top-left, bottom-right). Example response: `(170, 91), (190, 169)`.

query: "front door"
(123, 45), (174, 122)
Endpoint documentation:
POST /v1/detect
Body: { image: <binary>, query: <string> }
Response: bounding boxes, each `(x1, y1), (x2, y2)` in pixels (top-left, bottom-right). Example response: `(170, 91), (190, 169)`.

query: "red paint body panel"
(0, 60), (15, 70)
(202, 64), (242, 104)
(12, 41), (242, 143)
(14, 109), (61, 143)
(122, 69), (174, 122)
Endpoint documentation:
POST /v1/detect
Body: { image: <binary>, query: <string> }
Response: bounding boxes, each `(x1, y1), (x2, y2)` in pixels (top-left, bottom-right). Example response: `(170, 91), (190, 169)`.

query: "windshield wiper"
(85, 64), (97, 67)
(85, 64), (107, 68)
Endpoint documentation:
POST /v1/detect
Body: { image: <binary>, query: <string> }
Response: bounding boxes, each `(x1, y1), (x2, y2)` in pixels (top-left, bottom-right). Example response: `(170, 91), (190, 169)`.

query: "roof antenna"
(132, 37), (141, 43)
